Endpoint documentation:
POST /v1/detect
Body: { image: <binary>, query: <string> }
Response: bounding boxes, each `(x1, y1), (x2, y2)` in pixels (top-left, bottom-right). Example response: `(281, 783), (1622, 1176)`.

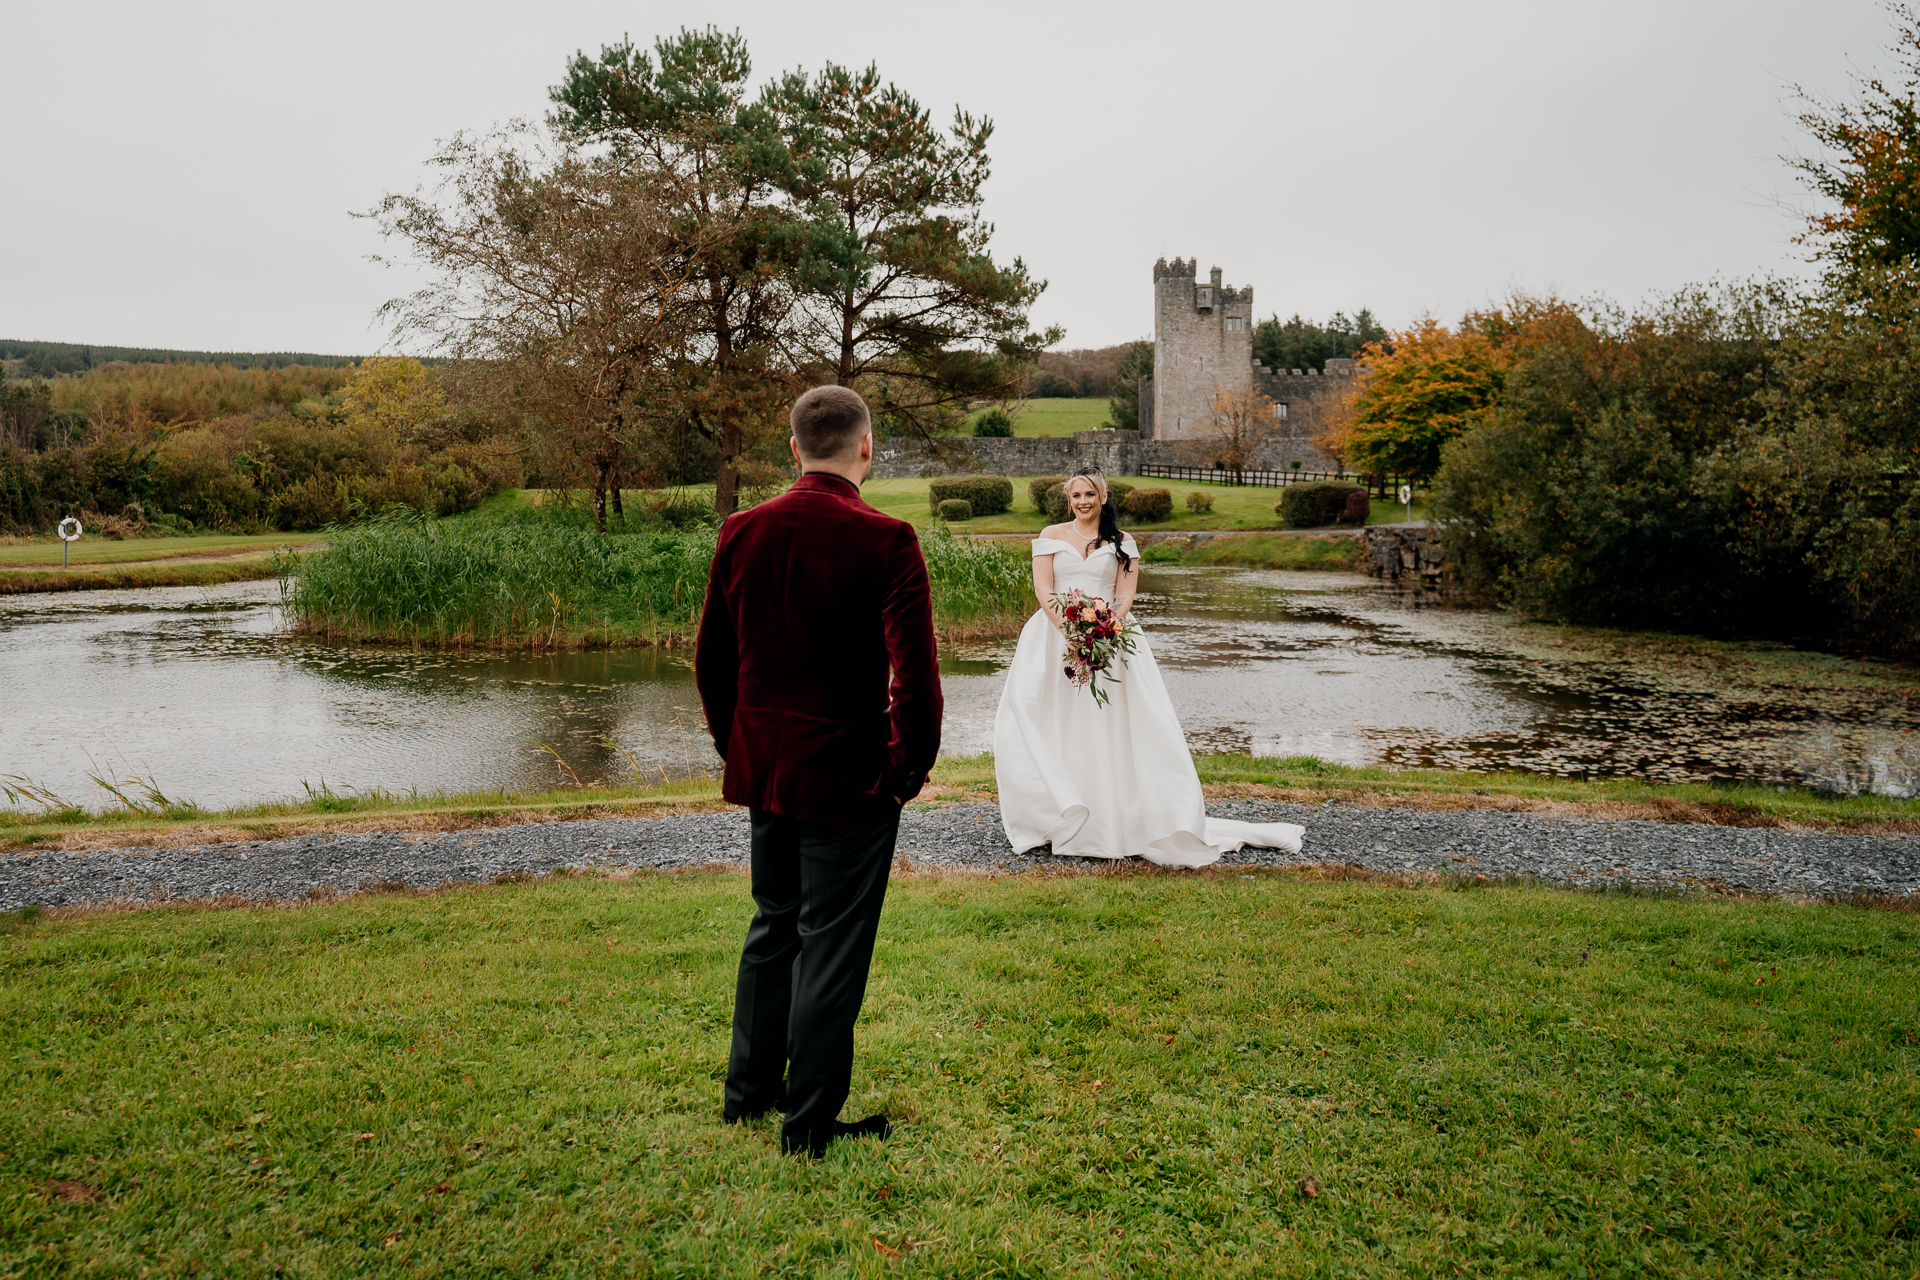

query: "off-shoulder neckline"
(1031, 535), (1140, 561)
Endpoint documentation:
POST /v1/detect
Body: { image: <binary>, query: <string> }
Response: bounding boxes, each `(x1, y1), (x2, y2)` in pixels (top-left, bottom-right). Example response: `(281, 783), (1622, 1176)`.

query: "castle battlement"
(1143, 258), (1360, 450)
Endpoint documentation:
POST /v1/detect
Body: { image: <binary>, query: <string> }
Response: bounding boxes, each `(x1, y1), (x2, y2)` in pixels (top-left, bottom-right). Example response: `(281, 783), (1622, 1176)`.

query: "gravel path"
(4, 800), (1916, 911)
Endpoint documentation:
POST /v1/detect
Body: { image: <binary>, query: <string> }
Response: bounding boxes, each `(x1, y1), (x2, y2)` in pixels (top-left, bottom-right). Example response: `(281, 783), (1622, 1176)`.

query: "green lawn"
(3, 871), (1914, 1277)
(962, 397), (1115, 437)
(860, 477), (1432, 534)
(0, 531), (314, 568)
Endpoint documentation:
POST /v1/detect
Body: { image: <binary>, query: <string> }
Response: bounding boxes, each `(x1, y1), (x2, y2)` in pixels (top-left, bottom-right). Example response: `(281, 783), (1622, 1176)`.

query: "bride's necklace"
(1073, 520), (1100, 555)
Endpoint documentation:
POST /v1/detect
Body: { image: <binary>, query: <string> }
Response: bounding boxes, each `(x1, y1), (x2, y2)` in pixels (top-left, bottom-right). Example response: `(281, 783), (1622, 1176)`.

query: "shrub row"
(0, 421), (519, 535)
(928, 476), (1012, 517)
(1276, 480), (1368, 529)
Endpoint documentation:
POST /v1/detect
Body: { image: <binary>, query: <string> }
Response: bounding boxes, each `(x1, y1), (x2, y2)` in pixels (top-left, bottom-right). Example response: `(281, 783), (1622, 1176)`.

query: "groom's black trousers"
(725, 803), (899, 1154)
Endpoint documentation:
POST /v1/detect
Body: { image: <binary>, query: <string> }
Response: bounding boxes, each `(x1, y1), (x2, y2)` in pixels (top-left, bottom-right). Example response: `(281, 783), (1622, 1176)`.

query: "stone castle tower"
(1139, 257), (1359, 447)
(1146, 258), (1255, 439)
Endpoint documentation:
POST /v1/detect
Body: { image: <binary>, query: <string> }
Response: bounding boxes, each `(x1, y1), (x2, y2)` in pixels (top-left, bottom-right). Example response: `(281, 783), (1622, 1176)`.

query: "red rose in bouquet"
(1050, 588), (1137, 706)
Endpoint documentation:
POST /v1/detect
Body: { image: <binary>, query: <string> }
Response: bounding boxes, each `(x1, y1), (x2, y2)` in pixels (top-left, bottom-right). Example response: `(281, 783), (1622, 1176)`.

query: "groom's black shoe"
(723, 1088), (786, 1125)
(781, 1114), (892, 1157)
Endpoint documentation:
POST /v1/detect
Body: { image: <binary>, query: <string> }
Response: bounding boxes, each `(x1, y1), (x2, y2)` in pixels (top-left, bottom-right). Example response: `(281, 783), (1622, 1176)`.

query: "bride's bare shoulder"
(1036, 523), (1072, 540)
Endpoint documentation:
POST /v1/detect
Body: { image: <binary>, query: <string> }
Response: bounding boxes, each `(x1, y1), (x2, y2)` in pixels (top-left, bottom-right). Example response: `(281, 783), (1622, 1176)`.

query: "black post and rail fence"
(1135, 464), (1412, 497)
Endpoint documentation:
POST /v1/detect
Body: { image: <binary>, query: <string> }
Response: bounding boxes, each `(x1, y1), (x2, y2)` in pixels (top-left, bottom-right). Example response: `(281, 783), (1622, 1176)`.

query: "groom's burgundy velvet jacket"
(695, 472), (943, 824)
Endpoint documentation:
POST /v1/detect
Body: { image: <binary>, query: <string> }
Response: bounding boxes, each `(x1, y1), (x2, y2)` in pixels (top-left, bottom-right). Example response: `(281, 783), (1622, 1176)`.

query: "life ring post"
(57, 515), (82, 569)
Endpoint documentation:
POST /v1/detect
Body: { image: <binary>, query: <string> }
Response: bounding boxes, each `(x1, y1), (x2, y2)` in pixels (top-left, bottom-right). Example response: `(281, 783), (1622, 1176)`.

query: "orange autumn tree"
(1338, 299), (1573, 480)
(1337, 318), (1508, 481)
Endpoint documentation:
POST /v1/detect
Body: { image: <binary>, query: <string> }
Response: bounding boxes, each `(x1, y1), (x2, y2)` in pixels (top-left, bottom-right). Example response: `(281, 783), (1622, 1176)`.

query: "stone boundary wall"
(1365, 523), (1448, 585)
(870, 428), (1337, 479)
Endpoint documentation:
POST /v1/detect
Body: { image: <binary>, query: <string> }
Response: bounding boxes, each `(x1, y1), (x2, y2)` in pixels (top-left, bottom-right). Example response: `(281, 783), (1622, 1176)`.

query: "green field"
(3, 867), (1914, 1277)
(962, 397), (1115, 437)
(0, 531), (312, 569)
(860, 476), (1431, 534)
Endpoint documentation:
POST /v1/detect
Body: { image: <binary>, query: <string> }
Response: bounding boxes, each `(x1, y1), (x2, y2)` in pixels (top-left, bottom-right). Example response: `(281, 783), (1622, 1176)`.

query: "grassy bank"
(0, 558), (287, 595)
(0, 533), (323, 595)
(1145, 534), (1367, 572)
(5, 755), (1911, 856)
(278, 511), (1035, 650)
(2, 869), (1915, 1276)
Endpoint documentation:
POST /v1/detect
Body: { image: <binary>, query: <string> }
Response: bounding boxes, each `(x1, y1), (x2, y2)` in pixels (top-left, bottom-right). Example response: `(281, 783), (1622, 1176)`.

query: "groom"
(695, 385), (943, 1157)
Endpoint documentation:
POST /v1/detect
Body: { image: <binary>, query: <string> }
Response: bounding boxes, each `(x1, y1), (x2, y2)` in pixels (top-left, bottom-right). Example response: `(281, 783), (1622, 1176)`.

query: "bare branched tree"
(1201, 385), (1273, 471)
(366, 124), (705, 530)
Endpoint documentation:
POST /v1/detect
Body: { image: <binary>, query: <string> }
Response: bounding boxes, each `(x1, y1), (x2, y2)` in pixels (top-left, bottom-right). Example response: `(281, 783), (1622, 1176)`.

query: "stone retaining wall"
(1365, 522), (1448, 584)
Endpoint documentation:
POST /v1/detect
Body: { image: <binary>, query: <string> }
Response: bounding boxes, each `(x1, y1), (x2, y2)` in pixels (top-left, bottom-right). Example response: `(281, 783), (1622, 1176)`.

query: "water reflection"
(1, 569), (1914, 812)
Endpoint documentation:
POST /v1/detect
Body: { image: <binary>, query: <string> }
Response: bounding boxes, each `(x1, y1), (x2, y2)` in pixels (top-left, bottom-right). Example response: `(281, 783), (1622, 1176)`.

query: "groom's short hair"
(791, 385), (872, 460)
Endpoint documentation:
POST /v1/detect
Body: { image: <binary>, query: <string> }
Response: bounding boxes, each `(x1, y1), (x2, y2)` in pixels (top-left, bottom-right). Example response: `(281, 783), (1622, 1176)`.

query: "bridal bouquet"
(1051, 589), (1136, 706)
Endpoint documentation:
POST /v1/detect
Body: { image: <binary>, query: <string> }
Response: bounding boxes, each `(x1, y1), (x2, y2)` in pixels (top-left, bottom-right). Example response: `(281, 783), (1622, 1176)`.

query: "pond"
(1, 569), (1914, 813)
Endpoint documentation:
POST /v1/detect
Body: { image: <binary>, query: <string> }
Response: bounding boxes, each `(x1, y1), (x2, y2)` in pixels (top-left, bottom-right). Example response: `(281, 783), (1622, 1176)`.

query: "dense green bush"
(1436, 278), (1919, 647)
(1185, 490), (1214, 514)
(1277, 480), (1364, 528)
(1106, 480), (1134, 506)
(1123, 488), (1173, 523)
(929, 476), (1012, 516)
(972, 409), (1014, 437)
(1029, 475), (1067, 512)
(936, 499), (972, 521)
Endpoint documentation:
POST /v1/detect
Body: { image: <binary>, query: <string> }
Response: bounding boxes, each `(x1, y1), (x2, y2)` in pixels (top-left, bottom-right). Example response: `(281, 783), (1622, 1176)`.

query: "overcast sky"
(0, 0), (1896, 356)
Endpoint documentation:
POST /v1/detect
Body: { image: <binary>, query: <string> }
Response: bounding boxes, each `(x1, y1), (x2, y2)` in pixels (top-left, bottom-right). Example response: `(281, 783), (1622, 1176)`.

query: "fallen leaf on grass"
(872, 1237), (901, 1259)
(44, 1179), (100, 1204)
(431, 1182), (451, 1194)
(357, 1133), (375, 1142)
(1164, 1035), (1176, 1047)
(1301, 1176), (1320, 1198)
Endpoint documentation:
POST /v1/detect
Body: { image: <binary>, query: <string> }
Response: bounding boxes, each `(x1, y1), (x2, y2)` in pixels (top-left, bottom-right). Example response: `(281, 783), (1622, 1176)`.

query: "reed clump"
(280, 505), (1036, 649)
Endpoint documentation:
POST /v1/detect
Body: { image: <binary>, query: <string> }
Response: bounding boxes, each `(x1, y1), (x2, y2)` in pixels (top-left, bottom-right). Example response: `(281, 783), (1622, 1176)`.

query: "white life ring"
(57, 517), (83, 542)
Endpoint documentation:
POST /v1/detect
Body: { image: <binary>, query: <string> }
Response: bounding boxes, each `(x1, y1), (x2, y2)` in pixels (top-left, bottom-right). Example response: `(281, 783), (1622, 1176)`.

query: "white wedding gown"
(993, 536), (1305, 867)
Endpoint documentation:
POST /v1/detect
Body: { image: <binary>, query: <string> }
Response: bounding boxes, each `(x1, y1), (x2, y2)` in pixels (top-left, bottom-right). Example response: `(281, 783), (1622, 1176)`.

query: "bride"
(993, 467), (1305, 867)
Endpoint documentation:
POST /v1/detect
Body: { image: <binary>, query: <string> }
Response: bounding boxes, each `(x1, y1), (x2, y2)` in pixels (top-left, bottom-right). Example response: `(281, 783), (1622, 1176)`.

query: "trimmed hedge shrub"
(937, 499), (973, 522)
(1123, 487), (1173, 523)
(1186, 490), (1214, 514)
(1030, 475), (1067, 512)
(928, 476), (1012, 517)
(973, 408), (1014, 438)
(1042, 484), (1070, 523)
(1276, 480), (1365, 529)
(1341, 489), (1370, 525)
(1106, 480), (1134, 506)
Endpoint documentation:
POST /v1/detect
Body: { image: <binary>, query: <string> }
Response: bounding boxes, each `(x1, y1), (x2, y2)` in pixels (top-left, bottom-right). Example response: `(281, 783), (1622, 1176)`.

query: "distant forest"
(0, 339), (366, 377)
(1252, 310), (1390, 373)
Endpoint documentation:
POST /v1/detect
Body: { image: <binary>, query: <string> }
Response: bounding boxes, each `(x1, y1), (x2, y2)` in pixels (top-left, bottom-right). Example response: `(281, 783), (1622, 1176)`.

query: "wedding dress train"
(993, 536), (1305, 868)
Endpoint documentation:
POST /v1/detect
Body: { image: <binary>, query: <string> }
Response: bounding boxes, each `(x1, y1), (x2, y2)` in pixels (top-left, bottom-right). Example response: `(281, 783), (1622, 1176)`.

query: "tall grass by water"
(279, 508), (1035, 648)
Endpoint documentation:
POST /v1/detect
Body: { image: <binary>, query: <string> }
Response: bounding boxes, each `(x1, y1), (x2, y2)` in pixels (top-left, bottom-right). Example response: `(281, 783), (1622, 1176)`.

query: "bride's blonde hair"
(1065, 469), (1108, 504)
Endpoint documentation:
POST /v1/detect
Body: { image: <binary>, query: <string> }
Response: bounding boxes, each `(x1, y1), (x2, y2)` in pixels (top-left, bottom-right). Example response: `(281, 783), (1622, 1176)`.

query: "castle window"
(1273, 403), (1288, 419)
(1226, 316), (1243, 331)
